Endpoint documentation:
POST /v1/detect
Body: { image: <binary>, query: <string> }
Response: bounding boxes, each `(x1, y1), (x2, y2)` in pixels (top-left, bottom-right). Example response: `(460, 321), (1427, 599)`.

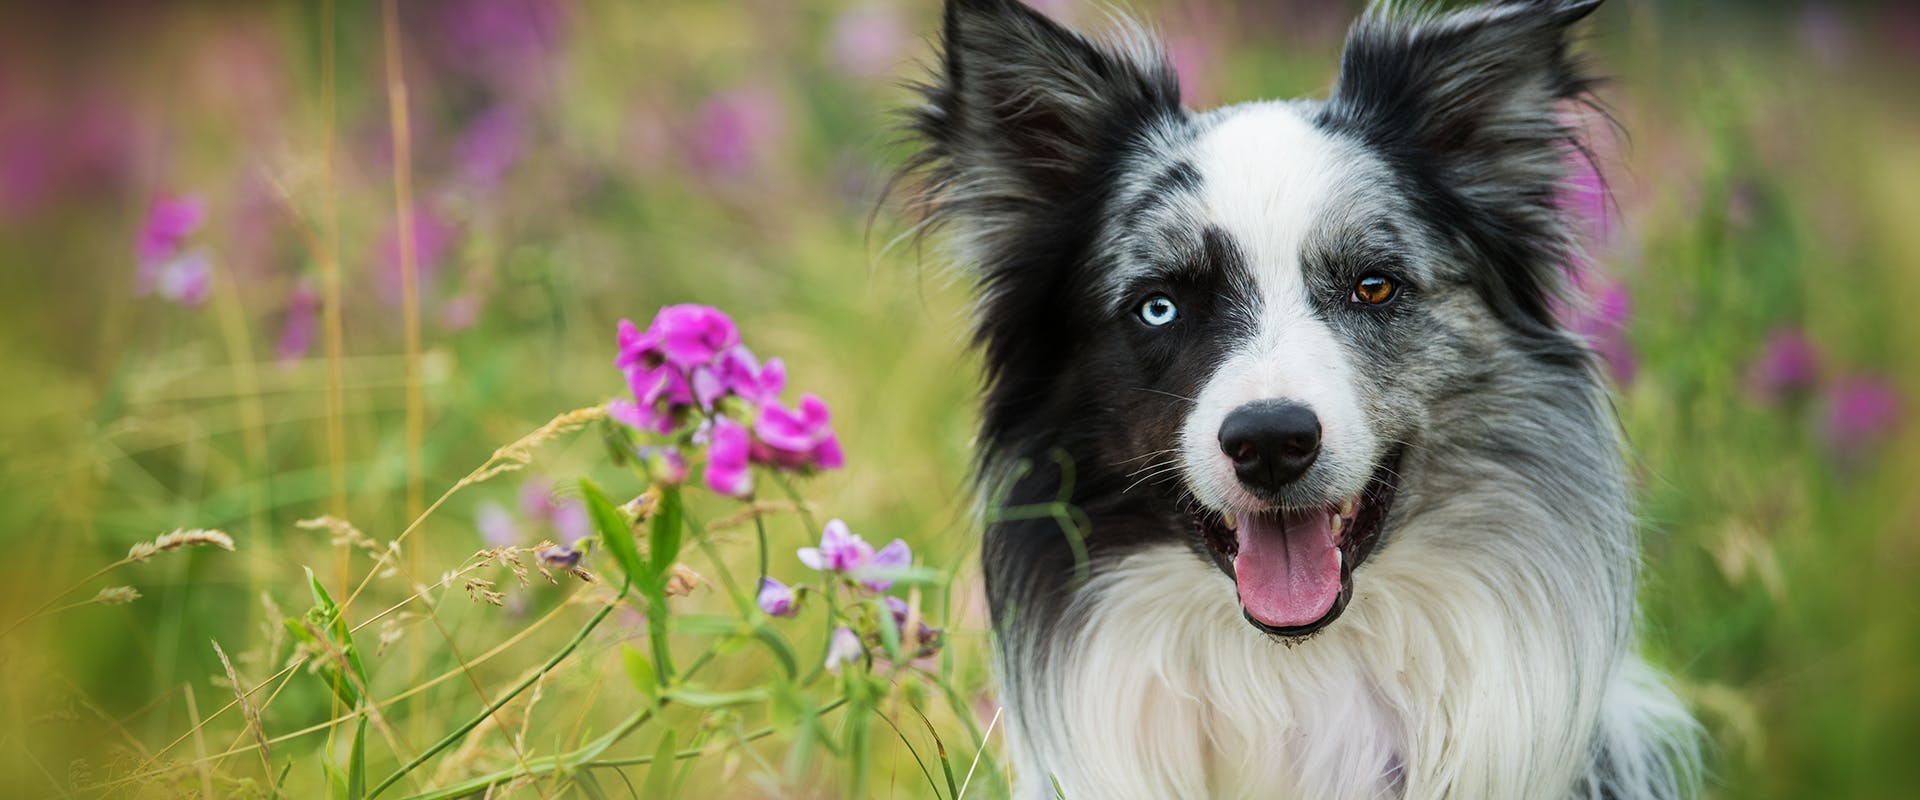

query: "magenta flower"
(824, 626), (863, 674)
(691, 85), (785, 176)
(276, 282), (319, 362)
(137, 194), (205, 267)
(517, 479), (592, 543)
(375, 206), (455, 307)
(753, 394), (845, 471)
(1746, 328), (1822, 404)
(641, 447), (688, 485)
(455, 105), (523, 189)
(655, 304), (740, 369)
(704, 417), (754, 498)
(861, 539), (913, 592)
(717, 346), (786, 405)
(1823, 376), (1900, 456)
(757, 577), (796, 617)
(799, 519), (874, 573)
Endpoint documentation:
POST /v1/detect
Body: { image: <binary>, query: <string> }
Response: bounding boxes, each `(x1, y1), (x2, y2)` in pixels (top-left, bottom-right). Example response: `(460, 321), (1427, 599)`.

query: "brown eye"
(1350, 274), (1398, 306)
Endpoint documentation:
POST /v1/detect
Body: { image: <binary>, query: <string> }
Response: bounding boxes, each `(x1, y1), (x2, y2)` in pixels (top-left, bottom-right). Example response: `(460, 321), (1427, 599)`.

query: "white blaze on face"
(1181, 102), (1382, 512)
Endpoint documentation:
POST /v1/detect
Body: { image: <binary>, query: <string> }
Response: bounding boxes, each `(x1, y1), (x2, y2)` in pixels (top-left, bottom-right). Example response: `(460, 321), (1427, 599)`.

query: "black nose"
(1218, 401), (1321, 493)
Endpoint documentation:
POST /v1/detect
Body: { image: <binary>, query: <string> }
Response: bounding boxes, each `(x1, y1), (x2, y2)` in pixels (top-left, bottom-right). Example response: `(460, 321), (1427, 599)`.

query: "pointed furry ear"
(1322, 0), (1600, 185)
(908, 0), (1182, 234)
(1319, 0), (1605, 344)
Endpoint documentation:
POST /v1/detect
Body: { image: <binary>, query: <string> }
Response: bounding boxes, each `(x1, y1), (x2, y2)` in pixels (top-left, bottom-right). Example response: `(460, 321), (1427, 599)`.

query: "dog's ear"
(1320, 0), (1603, 340)
(908, 0), (1182, 246)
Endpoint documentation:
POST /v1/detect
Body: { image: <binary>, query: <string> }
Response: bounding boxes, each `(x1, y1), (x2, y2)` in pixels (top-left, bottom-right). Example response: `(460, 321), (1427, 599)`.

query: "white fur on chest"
(1006, 542), (1628, 800)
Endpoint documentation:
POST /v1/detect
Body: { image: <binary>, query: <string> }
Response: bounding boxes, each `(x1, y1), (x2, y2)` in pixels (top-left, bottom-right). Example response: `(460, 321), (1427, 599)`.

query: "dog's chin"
(1190, 448), (1404, 640)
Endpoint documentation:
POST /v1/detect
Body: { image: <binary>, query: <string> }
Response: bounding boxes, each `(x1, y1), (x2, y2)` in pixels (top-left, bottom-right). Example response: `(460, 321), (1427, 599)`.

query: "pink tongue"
(1234, 509), (1342, 629)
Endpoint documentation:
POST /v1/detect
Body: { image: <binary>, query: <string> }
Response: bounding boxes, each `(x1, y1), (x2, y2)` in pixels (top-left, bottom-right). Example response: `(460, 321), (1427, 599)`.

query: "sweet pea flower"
(704, 417), (753, 498)
(717, 345), (786, 404)
(799, 519), (874, 573)
(152, 250), (213, 306)
(476, 500), (520, 547)
(757, 577), (796, 617)
(824, 626), (863, 674)
(137, 194), (205, 267)
(653, 304), (740, 369)
(883, 595), (937, 643)
(1746, 328), (1822, 404)
(538, 542), (583, 570)
(861, 538), (913, 591)
(1823, 376), (1900, 457)
(754, 394), (845, 471)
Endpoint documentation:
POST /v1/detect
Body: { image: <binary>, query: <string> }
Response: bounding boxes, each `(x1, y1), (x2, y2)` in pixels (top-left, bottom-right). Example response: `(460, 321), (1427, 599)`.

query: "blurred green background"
(0, 0), (1914, 797)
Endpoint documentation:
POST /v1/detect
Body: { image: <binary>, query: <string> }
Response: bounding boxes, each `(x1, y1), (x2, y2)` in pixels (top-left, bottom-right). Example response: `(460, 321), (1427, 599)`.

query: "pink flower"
(276, 281), (319, 362)
(830, 5), (908, 79)
(757, 577), (796, 617)
(753, 394), (844, 471)
(861, 538), (912, 592)
(798, 519), (874, 573)
(455, 105), (523, 189)
(717, 346), (786, 405)
(642, 447), (688, 485)
(1823, 376), (1900, 456)
(1746, 328), (1822, 404)
(137, 193), (205, 267)
(653, 304), (740, 369)
(375, 206), (456, 307)
(824, 626), (863, 674)
(883, 595), (936, 642)
(1564, 283), (1636, 386)
(691, 85), (785, 176)
(704, 417), (753, 498)
(152, 250), (213, 307)
(476, 500), (520, 547)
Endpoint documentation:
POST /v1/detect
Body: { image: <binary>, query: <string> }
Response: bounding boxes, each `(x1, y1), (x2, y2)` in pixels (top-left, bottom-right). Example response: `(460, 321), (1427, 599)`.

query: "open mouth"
(1192, 449), (1403, 638)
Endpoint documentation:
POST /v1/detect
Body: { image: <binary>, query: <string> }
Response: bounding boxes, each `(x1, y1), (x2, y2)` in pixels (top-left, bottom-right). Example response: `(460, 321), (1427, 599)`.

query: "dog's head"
(908, 0), (1605, 637)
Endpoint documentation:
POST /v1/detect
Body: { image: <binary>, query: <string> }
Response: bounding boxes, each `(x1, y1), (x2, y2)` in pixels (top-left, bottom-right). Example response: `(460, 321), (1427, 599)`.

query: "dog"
(900, 0), (1703, 797)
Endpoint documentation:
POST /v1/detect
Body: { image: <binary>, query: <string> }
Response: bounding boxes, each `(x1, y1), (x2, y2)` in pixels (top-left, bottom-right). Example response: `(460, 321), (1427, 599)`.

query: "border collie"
(901, 0), (1702, 797)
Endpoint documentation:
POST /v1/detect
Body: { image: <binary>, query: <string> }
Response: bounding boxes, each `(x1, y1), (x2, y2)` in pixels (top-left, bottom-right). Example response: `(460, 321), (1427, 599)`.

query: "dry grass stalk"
(211, 640), (274, 781)
(126, 529), (235, 563)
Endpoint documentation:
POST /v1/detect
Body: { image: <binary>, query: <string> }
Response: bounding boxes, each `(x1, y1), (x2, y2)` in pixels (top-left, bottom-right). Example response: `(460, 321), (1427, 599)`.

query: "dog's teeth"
(1339, 498), (1357, 519)
(1223, 513), (1238, 531)
(1329, 513), (1344, 543)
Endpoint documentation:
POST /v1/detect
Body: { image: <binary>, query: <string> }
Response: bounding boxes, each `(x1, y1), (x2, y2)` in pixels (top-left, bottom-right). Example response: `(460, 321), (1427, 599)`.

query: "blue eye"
(1138, 295), (1178, 327)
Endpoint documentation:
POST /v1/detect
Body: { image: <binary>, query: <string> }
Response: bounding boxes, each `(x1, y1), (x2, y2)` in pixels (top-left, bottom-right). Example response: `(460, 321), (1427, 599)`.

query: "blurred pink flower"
(476, 500), (520, 547)
(456, 105), (524, 189)
(753, 394), (844, 471)
(691, 85), (785, 176)
(1822, 376), (1900, 456)
(375, 206), (456, 306)
(440, 292), (483, 332)
(276, 281), (319, 362)
(830, 5), (909, 78)
(1745, 328), (1822, 404)
(1560, 149), (1612, 250)
(433, 0), (566, 100)
(757, 577), (796, 617)
(518, 479), (592, 543)
(151, 250), (213, 307)
(1564, 283), (1636, 386)
(137, 194), (205, 266)
(718, 346), (785, 405)
(704, 417), (754, 498)
(883, 595), (936, 642)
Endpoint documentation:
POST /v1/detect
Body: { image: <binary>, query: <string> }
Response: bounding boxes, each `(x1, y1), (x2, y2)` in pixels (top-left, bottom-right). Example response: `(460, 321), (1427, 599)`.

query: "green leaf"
(647, 485), (684, 584)
(642, 731), (678, 800)
(621, 646), (658, 705)
(859, 565), (946, 587)
(875, 597), (903, 664)
(662, 687), (770, 709)
(579, 477), (646, 589)
(346, 715), (369, 800)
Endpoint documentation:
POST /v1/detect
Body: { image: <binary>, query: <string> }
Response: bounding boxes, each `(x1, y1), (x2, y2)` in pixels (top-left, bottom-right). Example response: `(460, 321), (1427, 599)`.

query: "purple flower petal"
(476, 500), (519, 547)
(860, 538), (912, 591)
(824, 626), (863, 674)
(1746, 328), (1822, 404)
(757, 577), (796, 617)
(703, 417), (753, 498)
(1823, 375), (1901, 455)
